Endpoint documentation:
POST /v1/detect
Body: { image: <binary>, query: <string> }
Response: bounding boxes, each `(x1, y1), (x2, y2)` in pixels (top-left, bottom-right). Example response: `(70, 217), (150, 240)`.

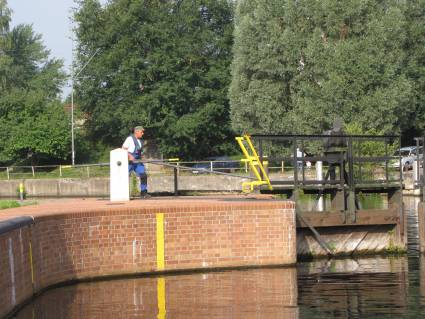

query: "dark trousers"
(129, 162), (147, 192)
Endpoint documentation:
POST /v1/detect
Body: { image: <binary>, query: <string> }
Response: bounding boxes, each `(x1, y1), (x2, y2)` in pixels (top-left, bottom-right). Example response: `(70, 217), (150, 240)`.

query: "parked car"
(391, 146), (423, 171)
(191, 157), (239, 174)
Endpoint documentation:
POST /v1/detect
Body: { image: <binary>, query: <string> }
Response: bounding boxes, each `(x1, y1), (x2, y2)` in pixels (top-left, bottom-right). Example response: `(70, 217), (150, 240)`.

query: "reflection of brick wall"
(0, 200), (295, 318)
(0, 227), (33, 316)
(16, 268), (298, 319)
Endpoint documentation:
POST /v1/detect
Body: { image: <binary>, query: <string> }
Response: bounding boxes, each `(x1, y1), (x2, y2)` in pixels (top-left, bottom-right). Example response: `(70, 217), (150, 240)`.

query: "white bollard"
(414, 160), (420, 185)
(316, 161), (324, 212)
(110, 148), (130, 201)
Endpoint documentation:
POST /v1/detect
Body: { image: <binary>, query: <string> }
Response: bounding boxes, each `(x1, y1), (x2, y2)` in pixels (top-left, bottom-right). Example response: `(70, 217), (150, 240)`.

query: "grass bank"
(0, 200), (36, 210)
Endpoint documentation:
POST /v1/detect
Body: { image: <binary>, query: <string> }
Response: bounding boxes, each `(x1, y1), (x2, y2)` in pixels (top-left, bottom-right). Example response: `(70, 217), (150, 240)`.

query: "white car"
(392, 146), (423, 171)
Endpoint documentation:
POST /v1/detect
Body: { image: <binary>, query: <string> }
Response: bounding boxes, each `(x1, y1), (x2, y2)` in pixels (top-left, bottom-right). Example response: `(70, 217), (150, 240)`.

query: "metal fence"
(0, 163), (110, 180)
(0, 159), (310, 181)
(250, 134), (402, 188)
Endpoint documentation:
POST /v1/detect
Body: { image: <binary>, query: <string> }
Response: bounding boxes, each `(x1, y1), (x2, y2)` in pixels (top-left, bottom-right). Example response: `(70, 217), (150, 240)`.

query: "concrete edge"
(1, 199), (295, 222)
(0, 216), (34, 236)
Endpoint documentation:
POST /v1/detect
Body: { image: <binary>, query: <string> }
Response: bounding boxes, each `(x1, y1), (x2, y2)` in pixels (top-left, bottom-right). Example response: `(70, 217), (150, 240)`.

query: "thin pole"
(174, 167), (178, 196)
(385, 138), (389, 184)
(70, 29), (100, 166)
(71, 35), (75, 166)
(419, 137), (425, 201)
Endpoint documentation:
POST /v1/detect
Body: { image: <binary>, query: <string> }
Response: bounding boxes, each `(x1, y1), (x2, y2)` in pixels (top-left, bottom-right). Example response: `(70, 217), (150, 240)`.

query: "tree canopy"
(74, 0), (235, 159)
(0, 0), (69, 165)
(230, 0), (424, 136)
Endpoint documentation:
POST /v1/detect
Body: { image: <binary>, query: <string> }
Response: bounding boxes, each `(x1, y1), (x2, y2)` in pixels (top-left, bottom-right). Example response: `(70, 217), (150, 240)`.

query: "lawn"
(0, 200), (37, 210)
(0, 200), (21, 210)
(0, 165), (111, 180)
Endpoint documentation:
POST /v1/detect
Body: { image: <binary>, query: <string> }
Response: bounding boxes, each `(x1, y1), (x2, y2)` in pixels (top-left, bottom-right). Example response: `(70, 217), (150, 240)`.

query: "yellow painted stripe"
(157, 277), (166, 319)
(156, 213), (165, 271)
(29, 240), (34, 286)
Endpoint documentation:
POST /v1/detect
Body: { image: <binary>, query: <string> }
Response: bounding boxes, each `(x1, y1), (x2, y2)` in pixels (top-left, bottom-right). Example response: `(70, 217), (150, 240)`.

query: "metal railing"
(0, 163), (110, 180)
(0, 160), (254, 180)
(250, 134), (403, 189)
(0, 155), (402, 181)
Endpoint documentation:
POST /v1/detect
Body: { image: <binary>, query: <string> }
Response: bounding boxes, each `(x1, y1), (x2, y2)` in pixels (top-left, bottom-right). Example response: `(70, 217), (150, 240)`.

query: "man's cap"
(134, 126), (144, 131)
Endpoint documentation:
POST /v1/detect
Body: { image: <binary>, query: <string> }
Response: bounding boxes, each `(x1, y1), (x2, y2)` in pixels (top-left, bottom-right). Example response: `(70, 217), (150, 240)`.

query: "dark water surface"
(13, 196), (425, 319)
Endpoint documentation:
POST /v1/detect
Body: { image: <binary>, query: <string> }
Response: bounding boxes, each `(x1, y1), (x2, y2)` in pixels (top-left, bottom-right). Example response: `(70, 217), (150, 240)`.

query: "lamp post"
(70, 41), (100, 165)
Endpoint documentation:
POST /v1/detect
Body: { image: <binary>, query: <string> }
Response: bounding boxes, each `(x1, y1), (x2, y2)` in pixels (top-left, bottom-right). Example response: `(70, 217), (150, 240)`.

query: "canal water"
(12, 196), (425, 319)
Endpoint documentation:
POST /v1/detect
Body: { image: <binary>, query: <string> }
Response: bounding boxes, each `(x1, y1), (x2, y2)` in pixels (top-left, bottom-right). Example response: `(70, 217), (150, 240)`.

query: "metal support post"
(293, 137), (298, 188)
(301, 141), (305, 184)
(316, 161), (324, 212)
(174, 167), (179, 196)
(385, 139), (389, 184)
(422, 137), (425, 201)
(347, 137), (356, 223)
(259, 139), (263, 179)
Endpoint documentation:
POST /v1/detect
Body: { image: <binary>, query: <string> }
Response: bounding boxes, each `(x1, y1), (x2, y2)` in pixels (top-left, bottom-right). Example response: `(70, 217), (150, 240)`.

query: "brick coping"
(0, 195), (294, 222)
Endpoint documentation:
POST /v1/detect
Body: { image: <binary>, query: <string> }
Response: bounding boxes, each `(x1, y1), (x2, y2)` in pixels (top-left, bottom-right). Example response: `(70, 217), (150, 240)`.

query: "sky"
(8, 0), (107, 98)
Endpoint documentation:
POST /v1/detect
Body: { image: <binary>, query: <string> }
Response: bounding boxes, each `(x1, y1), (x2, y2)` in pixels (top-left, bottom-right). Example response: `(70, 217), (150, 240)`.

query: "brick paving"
(0, 195), (292, 222)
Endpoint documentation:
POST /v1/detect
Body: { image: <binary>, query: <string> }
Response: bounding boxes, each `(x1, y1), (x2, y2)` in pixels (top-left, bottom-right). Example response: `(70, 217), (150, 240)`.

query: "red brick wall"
(0, 227), (33, 317)
(0, 201), (295, 318)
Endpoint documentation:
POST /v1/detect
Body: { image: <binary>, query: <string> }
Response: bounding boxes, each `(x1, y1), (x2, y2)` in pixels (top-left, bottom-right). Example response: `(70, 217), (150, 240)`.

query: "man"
(323, 118), (348, 182)
(122, 126), (150, 198)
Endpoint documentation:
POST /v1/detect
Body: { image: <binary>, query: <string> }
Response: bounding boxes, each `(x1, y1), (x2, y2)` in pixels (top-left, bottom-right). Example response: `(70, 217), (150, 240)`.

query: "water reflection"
(14, 268), (298, 319)
(296, 195), (425, 318)
(298, 257), (410, 318)
(298, 193), (388, 212)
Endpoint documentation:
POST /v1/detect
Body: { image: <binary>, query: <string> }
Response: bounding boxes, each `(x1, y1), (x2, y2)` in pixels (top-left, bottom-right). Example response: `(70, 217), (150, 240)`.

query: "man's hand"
(128, 154), (135, 162)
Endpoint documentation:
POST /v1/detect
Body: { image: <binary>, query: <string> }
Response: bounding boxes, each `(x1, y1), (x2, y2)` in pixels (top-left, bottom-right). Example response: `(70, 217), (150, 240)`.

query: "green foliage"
(386, 229), (407, 255)
(230, 0), (420, 136)
(0, 200), (20, 210)
(0, 0), (70, 165)
(345, 122), (398, 157)
(74, 0), (235, 159)
(0, 200), (37, 210)
(0, 0), (10, 35)
(404, 0), (425, 133)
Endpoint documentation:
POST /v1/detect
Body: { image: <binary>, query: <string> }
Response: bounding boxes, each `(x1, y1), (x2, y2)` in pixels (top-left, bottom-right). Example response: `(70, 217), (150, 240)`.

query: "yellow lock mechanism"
(236, 134), (273, 193)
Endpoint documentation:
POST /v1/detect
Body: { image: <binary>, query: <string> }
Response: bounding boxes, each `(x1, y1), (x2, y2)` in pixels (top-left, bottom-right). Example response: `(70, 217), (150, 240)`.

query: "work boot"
(140, 191), (151, 199)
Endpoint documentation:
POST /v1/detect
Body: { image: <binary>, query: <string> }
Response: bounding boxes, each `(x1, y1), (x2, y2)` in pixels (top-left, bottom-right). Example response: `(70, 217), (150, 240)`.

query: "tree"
(74, 0), (235, 159)
(0, 0), (69, 165)
(230, 0), (417, 136)
(0, 0), (10, 35)
(404, 0), (425, 135)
